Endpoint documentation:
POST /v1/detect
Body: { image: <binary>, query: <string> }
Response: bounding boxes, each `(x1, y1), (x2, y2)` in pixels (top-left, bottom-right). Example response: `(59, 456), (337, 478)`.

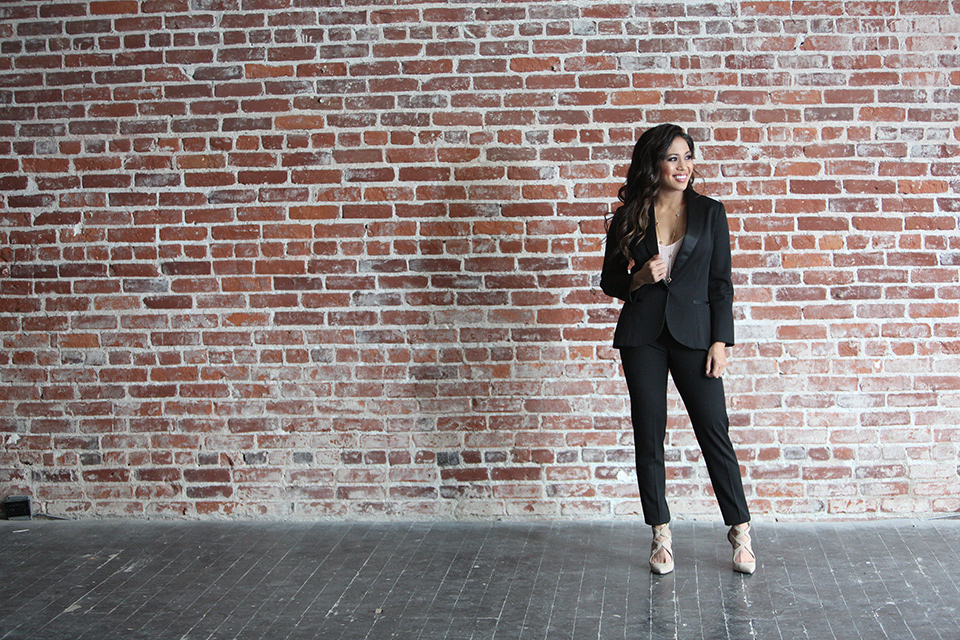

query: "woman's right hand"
(630, 254), (667, 290)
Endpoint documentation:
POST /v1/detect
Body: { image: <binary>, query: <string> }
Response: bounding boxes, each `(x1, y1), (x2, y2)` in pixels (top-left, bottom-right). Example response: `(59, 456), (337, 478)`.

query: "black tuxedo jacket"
(600, 192), (735, 350)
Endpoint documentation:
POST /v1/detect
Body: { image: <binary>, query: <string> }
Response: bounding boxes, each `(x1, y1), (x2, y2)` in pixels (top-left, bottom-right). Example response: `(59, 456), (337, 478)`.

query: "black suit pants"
(619, 327), (750, 526)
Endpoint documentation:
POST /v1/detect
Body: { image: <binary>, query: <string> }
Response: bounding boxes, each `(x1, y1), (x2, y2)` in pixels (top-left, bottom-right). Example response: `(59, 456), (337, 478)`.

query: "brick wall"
(1, 0), (959, 521)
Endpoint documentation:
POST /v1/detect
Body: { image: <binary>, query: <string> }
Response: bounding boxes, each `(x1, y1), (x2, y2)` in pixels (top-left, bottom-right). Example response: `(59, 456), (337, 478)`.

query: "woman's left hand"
(706, 342), (728, 378)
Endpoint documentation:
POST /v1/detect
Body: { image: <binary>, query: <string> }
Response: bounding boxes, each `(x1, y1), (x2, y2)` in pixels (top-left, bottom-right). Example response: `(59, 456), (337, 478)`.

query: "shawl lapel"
(671, 194), (703, 275)
(642, 214), (658, 260)
(639, 193), (703, 277)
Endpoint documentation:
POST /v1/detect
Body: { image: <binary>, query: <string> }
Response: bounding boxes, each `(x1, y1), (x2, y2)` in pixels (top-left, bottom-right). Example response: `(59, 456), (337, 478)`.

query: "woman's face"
(658, 136), (693, 194)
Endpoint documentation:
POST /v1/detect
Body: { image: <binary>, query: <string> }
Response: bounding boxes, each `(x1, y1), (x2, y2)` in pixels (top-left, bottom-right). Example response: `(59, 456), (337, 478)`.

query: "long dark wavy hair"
(608, 123), (697, 260)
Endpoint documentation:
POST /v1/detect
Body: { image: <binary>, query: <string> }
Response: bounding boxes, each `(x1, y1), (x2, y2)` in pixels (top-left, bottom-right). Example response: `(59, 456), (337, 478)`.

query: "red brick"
(1, 0), (957, 520)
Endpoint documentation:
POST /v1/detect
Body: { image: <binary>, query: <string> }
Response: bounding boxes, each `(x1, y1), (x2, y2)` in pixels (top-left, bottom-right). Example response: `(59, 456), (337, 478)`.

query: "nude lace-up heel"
(649, 524), (675, 575)
(728, 523), (756, 575)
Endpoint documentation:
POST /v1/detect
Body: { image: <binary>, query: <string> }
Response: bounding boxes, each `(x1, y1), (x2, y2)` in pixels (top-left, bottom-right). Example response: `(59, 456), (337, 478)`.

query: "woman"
(600, 123), (755, 575)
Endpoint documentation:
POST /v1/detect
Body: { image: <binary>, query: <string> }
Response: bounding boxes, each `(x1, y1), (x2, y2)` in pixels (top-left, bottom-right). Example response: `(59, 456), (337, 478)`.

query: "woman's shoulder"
(606, 205), (626, 234)
(687, 190), (724, 211)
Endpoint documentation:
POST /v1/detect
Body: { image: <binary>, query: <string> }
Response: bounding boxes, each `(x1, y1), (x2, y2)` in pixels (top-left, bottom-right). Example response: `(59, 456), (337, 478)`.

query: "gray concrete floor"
(1, 518), (958, 639)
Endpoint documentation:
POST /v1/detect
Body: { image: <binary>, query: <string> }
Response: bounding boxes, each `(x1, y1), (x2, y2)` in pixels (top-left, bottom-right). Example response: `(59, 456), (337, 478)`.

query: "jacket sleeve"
(708, 203), (735, 346)
(600, 222), (634, 302)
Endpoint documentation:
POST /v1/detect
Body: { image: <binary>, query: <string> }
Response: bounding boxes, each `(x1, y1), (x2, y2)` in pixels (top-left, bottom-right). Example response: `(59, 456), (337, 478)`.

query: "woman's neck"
(654, 191), (684, 212)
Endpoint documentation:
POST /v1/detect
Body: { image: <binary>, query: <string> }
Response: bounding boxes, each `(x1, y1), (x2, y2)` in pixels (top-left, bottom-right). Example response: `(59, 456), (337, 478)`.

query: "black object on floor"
(1, 496), (31, 520)
(1, 518), (957, 639)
